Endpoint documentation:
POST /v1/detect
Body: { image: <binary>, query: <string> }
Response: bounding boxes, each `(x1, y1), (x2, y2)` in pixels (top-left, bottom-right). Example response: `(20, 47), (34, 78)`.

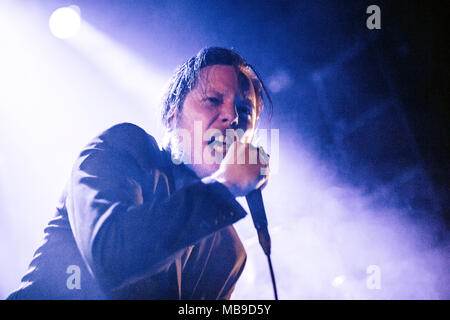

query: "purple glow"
(232, 141), (449, 299)
(0, 0), (448, 300)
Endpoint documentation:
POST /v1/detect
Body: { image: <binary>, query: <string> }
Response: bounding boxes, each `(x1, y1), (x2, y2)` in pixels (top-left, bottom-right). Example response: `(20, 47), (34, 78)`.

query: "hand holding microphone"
(209, 138), (270, 198)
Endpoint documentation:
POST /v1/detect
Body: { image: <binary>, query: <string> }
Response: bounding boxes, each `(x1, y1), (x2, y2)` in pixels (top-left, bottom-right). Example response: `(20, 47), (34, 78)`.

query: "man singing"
(7, 47), (271, 299)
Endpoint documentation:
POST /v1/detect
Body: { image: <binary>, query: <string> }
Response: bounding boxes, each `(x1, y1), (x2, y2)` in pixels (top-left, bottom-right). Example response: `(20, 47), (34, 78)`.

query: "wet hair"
(161, 47), (273, 128)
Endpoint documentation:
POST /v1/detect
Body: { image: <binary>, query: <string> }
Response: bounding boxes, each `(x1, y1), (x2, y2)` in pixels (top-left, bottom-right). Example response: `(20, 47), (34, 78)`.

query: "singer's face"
(171, 64), (257, 178)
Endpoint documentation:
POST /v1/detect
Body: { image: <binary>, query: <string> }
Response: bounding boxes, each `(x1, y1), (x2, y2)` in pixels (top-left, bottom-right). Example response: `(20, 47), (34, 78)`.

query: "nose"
(220, 100), (238, 128)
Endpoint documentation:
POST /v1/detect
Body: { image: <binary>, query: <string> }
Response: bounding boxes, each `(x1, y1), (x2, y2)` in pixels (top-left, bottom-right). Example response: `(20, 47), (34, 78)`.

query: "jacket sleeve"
(66, 123), (247, 297)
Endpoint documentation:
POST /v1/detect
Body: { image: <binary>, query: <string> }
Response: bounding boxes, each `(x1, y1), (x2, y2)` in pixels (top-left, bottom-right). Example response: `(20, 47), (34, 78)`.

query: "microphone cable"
(246, 189), (278, 300)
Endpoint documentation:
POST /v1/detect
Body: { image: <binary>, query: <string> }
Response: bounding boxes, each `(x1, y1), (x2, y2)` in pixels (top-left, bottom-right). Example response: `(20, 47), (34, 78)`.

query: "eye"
(237, 105), (252, 117)
(205, 96), (221, 105)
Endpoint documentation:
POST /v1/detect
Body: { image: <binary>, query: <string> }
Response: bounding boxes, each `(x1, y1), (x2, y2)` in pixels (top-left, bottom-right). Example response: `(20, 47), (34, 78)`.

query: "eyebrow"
(201, 89), (223, 99)
(210, 90), (224, 98)
(202, 89), (254, 111)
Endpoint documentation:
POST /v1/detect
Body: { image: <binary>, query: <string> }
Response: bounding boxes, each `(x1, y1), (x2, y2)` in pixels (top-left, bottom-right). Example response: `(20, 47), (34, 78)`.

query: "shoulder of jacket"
(96, 122), (163, 170)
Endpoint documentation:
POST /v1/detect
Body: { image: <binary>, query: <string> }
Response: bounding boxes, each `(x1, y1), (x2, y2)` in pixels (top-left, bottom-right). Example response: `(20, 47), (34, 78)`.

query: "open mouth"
(207, 135), (227, 154)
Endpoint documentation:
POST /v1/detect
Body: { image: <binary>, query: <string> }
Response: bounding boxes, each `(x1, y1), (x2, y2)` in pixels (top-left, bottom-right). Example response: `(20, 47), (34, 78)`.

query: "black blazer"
(7, 123), (248, 299)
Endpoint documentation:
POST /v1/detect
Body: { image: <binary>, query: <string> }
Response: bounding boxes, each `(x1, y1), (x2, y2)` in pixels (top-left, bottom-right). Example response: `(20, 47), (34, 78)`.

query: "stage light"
(268, 70), (292, 93)
(49, 6), (81, 39)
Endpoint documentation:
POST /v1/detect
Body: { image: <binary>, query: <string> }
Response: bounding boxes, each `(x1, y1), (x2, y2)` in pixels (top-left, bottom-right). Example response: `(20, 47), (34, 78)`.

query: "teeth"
(214, 143), (224, 153)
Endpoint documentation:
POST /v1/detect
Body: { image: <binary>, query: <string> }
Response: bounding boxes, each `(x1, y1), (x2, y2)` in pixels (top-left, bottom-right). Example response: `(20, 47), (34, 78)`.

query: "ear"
(167, 109), (179, 132)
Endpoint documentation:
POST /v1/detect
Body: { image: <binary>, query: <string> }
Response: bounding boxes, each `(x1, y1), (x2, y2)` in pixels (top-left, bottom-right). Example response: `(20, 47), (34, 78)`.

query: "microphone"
(246, 188), (278, 300)
(246, 189), (271, 256)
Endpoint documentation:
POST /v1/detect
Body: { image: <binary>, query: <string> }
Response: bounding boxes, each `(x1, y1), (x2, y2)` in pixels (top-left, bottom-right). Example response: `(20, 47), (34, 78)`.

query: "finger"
(248, 144), (259, 164)
(259, 163), (270, 176)
(256, 174), (269, 190)
(257, 147), (270, 165)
